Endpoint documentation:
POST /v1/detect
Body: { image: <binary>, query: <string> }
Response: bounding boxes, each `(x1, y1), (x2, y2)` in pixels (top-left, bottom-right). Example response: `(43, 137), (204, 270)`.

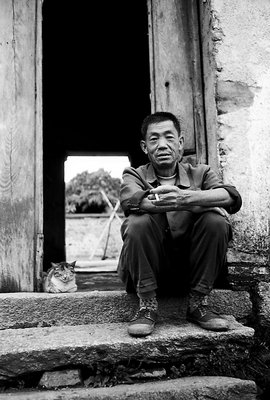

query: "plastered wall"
(200, 0), (270, 266)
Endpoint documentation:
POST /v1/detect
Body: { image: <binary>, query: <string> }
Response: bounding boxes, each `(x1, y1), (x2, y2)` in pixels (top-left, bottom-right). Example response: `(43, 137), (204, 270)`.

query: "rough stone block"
(208, 289), (252, 322)
(255, 282), (270, 327)
(39, 369), (82, 389)
(0, 289), (252, 330)
(0, 319), (254, 381)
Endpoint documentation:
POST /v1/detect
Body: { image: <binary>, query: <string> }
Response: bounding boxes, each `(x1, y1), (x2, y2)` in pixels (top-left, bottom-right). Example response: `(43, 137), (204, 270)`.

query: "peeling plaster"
(216, 81), (256, 114)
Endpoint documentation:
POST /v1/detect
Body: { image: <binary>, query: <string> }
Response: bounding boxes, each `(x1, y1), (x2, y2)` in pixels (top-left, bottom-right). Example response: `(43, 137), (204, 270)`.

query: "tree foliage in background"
(65, 169), (122, 214)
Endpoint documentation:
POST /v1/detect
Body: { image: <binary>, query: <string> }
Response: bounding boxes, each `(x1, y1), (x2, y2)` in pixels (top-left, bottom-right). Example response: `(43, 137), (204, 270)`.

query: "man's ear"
(179, 135), (185, 159)
(140, 140), (148, 154)
(179, 135), (184, 150)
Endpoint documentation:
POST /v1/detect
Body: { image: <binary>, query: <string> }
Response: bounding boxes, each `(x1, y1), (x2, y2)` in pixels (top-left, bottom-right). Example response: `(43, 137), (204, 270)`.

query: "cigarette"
(155, 194), (160, 201)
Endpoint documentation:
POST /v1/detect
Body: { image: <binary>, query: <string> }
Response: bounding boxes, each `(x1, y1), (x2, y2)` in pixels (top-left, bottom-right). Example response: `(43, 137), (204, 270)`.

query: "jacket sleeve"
(201, 165), (242, 214)
(120, 167), (151, 215)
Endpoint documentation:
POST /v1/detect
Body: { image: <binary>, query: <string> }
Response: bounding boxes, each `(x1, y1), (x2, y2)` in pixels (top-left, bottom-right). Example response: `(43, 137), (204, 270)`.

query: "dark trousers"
(117, 211), (231, 297)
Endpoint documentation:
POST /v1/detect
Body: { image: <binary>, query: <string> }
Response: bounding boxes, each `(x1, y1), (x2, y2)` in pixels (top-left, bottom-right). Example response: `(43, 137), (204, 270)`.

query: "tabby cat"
(42, 261), (77, 293)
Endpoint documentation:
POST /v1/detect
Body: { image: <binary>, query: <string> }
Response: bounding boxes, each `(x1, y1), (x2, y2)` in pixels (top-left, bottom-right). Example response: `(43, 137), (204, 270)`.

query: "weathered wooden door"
(0, 0), (43, 292)
(147, 0), (206, 164)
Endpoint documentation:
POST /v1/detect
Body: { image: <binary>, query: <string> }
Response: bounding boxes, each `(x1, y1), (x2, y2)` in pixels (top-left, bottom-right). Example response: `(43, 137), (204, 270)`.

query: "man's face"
(140, 120), (184, 171)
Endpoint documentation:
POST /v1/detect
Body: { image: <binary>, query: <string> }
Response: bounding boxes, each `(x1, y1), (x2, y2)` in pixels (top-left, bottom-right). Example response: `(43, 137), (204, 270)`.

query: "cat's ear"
(51, 262), (58, 268)
(70, 261), (76, 267)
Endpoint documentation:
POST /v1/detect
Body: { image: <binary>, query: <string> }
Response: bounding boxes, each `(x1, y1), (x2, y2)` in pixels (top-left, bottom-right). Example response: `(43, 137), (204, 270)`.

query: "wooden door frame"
(34, 0), (43, 290)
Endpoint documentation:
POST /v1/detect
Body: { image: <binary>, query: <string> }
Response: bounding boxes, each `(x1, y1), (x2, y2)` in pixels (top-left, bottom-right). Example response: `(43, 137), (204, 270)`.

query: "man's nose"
(157, 137), (168, 148)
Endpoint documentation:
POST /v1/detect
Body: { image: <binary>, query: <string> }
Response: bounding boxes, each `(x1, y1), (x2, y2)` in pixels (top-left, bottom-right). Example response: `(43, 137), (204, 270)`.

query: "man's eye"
(150, 137), (158, 142)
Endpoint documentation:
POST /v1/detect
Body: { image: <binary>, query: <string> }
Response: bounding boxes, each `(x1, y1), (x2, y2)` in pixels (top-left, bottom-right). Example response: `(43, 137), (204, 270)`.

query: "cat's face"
(50, 261), (76, 283)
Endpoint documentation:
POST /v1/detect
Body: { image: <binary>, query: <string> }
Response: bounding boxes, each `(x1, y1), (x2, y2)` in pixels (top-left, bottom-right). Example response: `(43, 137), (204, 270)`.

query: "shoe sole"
(128, 323), (155, 337)
(186, 316), (229, 331)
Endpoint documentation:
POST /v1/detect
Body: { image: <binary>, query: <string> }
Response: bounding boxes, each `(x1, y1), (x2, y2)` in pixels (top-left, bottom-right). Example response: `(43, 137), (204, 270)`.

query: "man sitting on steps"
(117, 111), (242, 337)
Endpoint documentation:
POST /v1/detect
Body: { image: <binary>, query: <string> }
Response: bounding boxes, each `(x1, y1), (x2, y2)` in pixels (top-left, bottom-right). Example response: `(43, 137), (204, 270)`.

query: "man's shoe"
(187, 305), (229, 331)
(128, 308), (158, 337)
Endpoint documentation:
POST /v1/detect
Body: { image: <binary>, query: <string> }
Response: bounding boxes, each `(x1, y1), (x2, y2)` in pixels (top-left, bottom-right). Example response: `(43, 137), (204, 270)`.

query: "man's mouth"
(157, 153), (171, 158)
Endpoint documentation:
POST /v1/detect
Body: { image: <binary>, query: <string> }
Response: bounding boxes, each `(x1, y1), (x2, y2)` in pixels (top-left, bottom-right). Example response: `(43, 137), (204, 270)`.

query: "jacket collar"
(146, 163), (190, 188)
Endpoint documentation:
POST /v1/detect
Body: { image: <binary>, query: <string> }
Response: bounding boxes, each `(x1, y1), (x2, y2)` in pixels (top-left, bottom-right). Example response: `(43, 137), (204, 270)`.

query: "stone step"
(0, 289), (252, 330)
(0, 318), (254, 381)
(0, 376), (258, 399)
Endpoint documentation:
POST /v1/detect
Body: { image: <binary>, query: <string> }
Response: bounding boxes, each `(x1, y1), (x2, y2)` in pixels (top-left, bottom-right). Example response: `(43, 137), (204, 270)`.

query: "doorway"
(64, 154), (129, 260)
(42, 0), (151, 269)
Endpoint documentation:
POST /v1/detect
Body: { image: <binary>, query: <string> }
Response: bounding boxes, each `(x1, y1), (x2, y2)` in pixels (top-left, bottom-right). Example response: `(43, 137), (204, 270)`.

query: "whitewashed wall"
(200, 0), (270, 265)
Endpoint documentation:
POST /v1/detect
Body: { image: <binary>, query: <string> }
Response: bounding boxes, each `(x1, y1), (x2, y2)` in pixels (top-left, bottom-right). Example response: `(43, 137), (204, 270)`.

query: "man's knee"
(198, 212), (230, 238)
(121, 214), (153, 240)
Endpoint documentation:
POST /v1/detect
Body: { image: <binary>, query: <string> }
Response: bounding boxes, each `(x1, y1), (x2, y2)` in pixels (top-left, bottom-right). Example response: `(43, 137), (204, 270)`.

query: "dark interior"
(43, 0), (150, 162)
(42, 0), (151, 268)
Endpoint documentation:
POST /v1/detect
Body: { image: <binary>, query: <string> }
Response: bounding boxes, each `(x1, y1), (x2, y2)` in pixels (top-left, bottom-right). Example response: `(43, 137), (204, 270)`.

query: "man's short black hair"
(141, 111), (181, 139)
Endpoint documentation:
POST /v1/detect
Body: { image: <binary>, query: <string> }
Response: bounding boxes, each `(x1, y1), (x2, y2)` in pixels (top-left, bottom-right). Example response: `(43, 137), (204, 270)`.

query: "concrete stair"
(0, 288), (258, 398)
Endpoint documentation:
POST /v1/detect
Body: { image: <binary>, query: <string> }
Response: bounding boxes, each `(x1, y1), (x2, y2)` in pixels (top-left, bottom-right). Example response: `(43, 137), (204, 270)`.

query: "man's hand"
(138, 185), (194, 213)
(145, 185), (230, 216)
(139, 196), (178, 213)
(148, 185), (192, 208)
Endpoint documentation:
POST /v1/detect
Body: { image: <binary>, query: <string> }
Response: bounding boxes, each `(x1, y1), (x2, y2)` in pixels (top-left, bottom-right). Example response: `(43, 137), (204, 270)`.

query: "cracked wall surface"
(200, 0), (270, 265)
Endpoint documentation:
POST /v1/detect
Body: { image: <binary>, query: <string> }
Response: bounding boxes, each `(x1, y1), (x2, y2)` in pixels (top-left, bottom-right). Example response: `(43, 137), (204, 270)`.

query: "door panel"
(0, 0), (43, 291)
(147, 0), (206, 163)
